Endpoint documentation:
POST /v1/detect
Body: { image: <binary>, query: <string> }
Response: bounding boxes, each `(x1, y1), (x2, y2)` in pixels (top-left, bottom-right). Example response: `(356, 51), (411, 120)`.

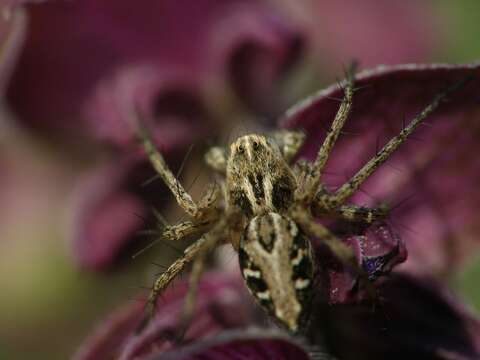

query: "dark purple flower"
(151, 328), (313, 360)
(73, 273), (263, 360)
(314, 221), (407, 304)
(309, 275), (480, 360)
(74, 274), (480, 360)
(69, 155), (151, 270)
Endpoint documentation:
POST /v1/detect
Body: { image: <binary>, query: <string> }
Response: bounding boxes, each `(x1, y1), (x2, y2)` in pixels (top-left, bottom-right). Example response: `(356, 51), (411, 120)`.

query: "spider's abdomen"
(238, 212), (315, 332)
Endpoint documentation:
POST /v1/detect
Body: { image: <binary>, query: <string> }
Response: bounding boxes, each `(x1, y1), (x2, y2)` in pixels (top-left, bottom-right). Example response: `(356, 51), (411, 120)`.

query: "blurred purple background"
(1, 1), (480, 359)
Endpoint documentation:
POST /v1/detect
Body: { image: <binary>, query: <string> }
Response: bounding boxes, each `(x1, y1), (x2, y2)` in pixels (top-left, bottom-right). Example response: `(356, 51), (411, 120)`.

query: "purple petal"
(70, 155), (156, 271)
(314, 221), (406, 304)
(309, 275), (480, 360)
(73, 273), (254, 360)
(7, 0), (301, 138)
(119, 274), (253, 360)
(283, 63), (480, 276)
(313, 232), (362, 304)
(153, 328), (312, 360)
(357, 222), (407, 281)
(72, 300), (144, 360)
(211, 3), (303, 115)
(84, 64), (209, 149)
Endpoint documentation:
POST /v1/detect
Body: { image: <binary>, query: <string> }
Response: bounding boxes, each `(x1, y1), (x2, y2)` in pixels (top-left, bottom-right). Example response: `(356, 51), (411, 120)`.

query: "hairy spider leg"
(291, 209), (356, 265)
(138, 216), (229, 332)
(134, 219), (214, 257)
(290, 208), (376, 298)
(312, 197), (389, 224)
(175, 252), (206, 342)
(328, 76), (471, 207)
(295, 159), (388, 225)
(139, 125), (202, 218)
(302, 62), (357, 202)
(136, 123), (225, 332)
(162, 221), (210, 241)
(331, 204), (389, 224)
(294, 75), (471, 302)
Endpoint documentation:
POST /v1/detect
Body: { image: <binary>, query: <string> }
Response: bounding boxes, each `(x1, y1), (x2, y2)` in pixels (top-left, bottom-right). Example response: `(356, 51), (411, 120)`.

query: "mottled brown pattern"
(241, 213), (314, 331)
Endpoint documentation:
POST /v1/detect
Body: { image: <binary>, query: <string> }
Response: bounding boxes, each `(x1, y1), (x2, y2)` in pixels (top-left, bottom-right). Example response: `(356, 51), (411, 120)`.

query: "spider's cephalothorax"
(137, 66), (468, 336)
(226, 134), (296, 216)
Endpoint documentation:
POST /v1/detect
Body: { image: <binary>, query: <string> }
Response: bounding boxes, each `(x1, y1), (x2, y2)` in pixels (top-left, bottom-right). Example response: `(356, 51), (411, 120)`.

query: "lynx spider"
(136, 65), (467, 334)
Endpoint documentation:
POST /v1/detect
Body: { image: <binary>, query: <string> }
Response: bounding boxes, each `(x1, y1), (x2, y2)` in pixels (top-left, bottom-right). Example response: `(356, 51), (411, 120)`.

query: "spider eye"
(252, 141), (259, 149)
(238, 145), (245, 153)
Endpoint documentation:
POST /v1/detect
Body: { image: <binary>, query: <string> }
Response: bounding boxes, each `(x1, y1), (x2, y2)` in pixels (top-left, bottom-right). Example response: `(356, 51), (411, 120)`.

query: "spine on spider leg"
(329, 204), (389, 224)
(303, 63), (357, 200)
(176, 255), (206, 340)
(137, 124), (199, 217)
(135, 237), (208, 333)
(135, 217), (227, 333)
(330, 75), (473, 206)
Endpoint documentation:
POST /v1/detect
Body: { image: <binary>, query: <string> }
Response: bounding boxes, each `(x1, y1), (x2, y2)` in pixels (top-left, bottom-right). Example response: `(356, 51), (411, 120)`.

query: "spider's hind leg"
(292, 209), (357, 266)
(290, 208), (377, 300)
(137, 213), (231, 333)
(175, 252), (207, 342)
(137, 236), (209, 333)
(137, 237), (212, 333)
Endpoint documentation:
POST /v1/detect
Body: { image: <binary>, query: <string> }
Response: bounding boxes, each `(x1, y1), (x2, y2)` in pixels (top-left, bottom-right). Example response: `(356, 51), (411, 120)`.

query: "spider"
(135, 65), (468, 335)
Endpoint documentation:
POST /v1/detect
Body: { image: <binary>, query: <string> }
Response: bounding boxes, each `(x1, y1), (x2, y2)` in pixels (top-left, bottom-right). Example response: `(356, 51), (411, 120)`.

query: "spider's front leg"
(138, 236), (210, 332)
(326, 76), (472, 207)
(139, 125), (219, 219)
(299, 63), (357, 204)
(136, 125), (226, 332)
